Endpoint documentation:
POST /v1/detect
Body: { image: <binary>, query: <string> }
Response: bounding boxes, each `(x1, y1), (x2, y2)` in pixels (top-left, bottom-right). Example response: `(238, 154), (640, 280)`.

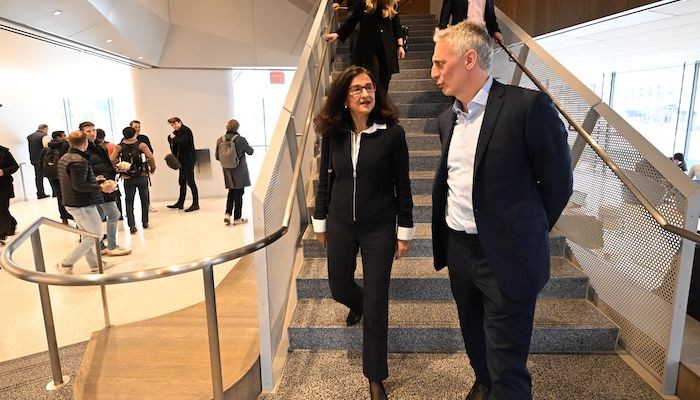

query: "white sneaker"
(224, 214), (231, 225)
(91, 261), (114, 273)
(100, 248), (109, 255)
(233, 218), (248, 225)
(149, 205), (157, 213)
(58, 262), (73, 273)
(104, 246), (132, 257)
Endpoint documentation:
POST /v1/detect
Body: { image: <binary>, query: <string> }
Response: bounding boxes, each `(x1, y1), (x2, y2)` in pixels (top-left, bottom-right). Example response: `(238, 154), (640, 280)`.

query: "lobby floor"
(0, 195), (254, 363)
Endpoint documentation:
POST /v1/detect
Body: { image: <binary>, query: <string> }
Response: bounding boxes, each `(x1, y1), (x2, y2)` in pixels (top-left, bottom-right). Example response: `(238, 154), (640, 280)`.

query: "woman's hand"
(322, 33), (339, 43)
(395, 239), (410, 259)
(316, 232), (327, 249)
(397, 46), (406, 60)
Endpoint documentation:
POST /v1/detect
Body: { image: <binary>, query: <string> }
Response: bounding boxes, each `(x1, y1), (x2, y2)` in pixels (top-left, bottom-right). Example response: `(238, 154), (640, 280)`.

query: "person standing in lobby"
(438, 0), (503, 42)
(27, 123), (51, 199)
(167, 117), (199, 212)
(312, 66), (414, 400)
(215, 119), (253, 225)
(57, 130), (117, 273)
(430, 21), (572, 399)
(41, 130), (72, 224)
(0, 145), (19, 243)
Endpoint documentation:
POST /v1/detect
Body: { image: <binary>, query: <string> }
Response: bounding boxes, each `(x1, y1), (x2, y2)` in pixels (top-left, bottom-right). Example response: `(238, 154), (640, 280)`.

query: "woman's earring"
(344, 104), (348, 109)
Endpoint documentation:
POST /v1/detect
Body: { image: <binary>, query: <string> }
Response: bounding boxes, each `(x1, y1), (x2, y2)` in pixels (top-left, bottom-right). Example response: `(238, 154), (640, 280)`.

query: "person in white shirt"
(430, 21), (572, 399)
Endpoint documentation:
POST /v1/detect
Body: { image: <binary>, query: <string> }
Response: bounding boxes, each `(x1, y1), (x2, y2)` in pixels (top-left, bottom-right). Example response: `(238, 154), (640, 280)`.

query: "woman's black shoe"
(346, 308), (363, 326)
(369, 380), (388, 400)
(167, 203), (184, 209)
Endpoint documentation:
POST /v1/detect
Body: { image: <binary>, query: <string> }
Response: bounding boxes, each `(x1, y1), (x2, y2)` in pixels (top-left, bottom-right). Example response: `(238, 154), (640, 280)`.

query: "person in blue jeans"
(57, 131), (117, 273)
(111, 127), (156, 233)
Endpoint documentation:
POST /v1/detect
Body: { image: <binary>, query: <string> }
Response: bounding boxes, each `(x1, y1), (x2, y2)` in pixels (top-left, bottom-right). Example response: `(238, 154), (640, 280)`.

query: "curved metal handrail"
(0, 8), (337, 286)
(496, 40), (700, 244)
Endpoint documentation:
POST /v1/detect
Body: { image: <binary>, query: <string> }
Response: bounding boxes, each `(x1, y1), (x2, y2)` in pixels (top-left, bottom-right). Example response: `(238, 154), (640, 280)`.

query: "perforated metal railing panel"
(495, 33), (689, 380)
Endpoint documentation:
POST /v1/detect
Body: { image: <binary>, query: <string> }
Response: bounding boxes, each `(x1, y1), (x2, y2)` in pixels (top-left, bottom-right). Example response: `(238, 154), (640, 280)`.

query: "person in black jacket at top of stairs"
(167, 117), (199, 212)
(40, 130), (71, 224)
(438, 0), (503, 42)
(312, 65), (414, 400)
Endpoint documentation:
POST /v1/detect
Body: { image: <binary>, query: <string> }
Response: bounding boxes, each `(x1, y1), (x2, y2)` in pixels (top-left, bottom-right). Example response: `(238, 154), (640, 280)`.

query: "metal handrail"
(0, 2), (338, 399)
(496, 40), (700, 244)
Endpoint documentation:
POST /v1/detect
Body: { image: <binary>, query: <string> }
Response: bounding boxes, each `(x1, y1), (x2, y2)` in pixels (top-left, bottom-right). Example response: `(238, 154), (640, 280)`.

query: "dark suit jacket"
(314, 123), (413, 229)
(168, 125), (197, 166)
(0, 146), (19, 199)
(438, 0), (500, 36)
(336, 5), (402, 74)
(431, 80), (573, 300)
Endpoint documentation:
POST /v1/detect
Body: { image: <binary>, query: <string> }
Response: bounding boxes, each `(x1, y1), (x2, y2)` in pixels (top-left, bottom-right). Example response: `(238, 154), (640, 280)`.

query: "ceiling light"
(53, 10), (62, 16)
(138, 56), (143, 60)
(105, 39), (113, 43)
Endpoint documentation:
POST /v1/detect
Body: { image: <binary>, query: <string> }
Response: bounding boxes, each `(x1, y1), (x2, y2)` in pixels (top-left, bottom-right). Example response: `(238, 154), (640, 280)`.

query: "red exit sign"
(270, 71), (285, 84)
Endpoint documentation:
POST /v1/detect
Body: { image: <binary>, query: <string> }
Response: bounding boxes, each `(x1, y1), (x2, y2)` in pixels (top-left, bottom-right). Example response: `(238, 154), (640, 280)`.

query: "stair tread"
(303, 223), (566, 241)
(290, 298), (617, 329)
(409, 170), (436, 179)
(259, 352), (661, 400)
(298, 256), (586, 281)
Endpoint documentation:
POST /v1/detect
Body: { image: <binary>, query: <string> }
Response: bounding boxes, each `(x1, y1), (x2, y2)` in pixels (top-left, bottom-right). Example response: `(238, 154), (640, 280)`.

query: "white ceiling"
(538, 0), (700, 75)
(0, 0), (315, 67)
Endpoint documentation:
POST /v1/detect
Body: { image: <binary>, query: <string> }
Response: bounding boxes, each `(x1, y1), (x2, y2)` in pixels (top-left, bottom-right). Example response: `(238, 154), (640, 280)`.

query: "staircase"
(260, 13), (662, 400)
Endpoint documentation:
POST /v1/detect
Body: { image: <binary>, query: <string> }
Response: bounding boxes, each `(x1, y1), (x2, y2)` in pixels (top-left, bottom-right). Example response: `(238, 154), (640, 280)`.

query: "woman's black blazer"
(336, 4), (402, 75)
(314, 124), (413, 229)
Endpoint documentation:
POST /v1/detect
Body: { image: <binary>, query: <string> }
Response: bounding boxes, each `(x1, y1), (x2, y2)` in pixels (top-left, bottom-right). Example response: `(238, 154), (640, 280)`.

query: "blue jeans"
(97, 201), (120, 250)
(63, 205), (102, 268)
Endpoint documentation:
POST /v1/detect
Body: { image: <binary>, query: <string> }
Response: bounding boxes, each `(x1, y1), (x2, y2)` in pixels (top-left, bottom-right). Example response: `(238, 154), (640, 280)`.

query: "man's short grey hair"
(433, 20), (493, 71)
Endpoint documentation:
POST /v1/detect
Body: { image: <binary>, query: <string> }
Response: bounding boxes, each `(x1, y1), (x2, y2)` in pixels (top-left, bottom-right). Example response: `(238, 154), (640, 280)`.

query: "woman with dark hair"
(322, 0), (405, 92)
(312, 66), (414, 399)
(0, 145), (19, 243)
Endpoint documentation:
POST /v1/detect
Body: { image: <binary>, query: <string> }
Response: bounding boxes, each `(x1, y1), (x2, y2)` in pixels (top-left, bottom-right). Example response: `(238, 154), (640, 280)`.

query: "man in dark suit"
(167, 116), (199, 212)
(27, 123), (50, 198)
(430, 21), (572, 399)
(439, 0), (503, 42)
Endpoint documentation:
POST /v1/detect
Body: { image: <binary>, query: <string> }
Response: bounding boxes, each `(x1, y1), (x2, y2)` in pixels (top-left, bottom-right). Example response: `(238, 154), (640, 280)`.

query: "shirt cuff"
(312, 216), (326, 233)
(397, 226), (415, 241)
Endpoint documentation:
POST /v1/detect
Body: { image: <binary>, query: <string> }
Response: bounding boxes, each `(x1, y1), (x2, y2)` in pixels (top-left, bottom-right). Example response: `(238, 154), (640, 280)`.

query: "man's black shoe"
(37, 194), (49, 199)
(465, 383), (490, 400)
(167, 203), (184, 209)
(346, 308), (363, 326)
(184, 205), (199, 212)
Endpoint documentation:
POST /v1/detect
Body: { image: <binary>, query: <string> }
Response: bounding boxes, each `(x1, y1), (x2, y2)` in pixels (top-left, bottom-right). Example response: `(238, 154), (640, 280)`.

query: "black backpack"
(119, 143), (148, 177)
(42, 147), (62, 179)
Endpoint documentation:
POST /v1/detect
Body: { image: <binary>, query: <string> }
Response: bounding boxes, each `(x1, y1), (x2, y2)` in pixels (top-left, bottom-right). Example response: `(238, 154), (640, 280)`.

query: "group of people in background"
(1, 114), (254, 254)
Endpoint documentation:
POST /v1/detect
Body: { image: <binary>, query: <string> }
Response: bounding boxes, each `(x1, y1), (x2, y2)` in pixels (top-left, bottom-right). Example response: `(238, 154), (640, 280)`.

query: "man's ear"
(463, 49), (477, 69)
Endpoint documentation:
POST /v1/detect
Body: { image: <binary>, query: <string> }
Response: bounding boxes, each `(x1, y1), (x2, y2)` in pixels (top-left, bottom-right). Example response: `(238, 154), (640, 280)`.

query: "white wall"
(131, 68), (235, 202)
(0, 29), (134, 200)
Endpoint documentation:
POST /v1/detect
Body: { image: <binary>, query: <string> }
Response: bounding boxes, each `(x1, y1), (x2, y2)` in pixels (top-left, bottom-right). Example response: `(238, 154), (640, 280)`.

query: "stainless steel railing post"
(94, 238), (111, 327)
(31, 230), (70, 390)
(203, 263), (224, 400)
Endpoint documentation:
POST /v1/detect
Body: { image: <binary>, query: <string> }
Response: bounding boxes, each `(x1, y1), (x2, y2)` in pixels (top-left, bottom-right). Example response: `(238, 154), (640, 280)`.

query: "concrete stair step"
(335, 59), (431, 70)
(337, 42), (435, 54)
(302, 223), (568, 259)
(391, 79), (439, 91)
(296, 256), (589, 300)
(398, 102), (449, 118)
(390, 90), (447, 104)
(258, 352), (661, 400)
(401, 117), (439, 133)
(288, 298), (619, 353)
(336, 50), (432, 62)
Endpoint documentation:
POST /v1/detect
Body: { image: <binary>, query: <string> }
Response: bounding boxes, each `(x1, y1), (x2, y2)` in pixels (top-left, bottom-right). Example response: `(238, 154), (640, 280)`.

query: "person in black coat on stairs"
(312, 66), (414, 400)
(323, 0), (406, 92)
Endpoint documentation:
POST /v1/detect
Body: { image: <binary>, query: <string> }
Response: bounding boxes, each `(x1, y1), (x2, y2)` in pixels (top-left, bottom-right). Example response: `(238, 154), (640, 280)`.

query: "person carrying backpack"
(111, 127), (156, 234)
(40, 131), (72, 224)
(215, 119), (253, 225)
